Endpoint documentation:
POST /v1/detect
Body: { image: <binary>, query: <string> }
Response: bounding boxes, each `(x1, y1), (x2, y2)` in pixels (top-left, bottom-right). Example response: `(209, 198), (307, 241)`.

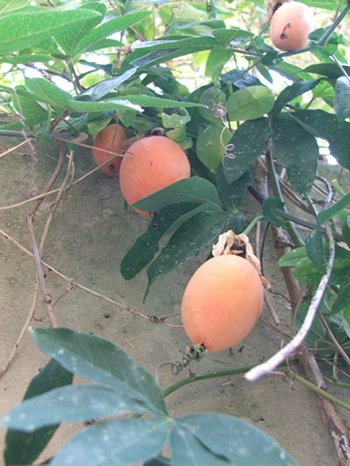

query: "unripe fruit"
(270, 1), (314, 51)
(92, 124), (127, 177)
(119, 136), (191, 216)
(181, 254), (264, 352)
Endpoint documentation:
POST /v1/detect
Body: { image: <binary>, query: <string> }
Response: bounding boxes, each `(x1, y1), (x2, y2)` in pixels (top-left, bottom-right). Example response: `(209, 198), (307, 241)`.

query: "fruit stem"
(163, 360), (295, 398)
(242, 215), (264, 236)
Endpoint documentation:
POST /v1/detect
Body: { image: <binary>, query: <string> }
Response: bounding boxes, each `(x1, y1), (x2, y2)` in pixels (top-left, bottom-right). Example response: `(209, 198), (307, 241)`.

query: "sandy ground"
(0, 137), (349, 466)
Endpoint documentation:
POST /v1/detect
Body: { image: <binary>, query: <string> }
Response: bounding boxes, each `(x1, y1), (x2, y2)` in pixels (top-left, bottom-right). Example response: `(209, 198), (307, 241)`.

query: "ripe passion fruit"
(270, 1), (314, 51)
(119, 135), (191, 216)
(92, 124), (127, 177)
(181, 254), (264, 352)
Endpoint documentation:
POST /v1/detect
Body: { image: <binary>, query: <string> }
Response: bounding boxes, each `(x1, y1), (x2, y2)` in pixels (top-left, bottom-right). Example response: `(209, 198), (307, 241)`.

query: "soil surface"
(1, 137), (349, 465)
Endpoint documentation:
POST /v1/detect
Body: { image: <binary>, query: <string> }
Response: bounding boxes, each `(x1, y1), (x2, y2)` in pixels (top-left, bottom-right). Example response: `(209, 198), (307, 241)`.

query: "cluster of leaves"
(1, 328), (298, 466)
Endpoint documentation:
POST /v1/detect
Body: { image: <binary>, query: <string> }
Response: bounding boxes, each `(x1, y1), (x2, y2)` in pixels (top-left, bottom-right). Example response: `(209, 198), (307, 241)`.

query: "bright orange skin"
(181, 255), (264, 352)
(270, 2), (314, 52)
(119, 136), (191, 216)
(92, 124), (127, 177)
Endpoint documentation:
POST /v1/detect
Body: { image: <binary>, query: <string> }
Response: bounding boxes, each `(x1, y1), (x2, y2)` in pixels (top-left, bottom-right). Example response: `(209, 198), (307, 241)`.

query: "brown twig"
(32, 141), (65, 214)
(0, 143), (67, 376)
(27, 213), (58, 328)
(0, 139), (33, 160)
(0, 228), (183, 328)
(0, 283), (39, 378)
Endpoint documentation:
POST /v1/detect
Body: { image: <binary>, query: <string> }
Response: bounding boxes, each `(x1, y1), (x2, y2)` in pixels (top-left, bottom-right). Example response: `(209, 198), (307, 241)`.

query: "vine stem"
(245, 223), (335, 382)
(285, 371), (350, 413)
(242, 215), (264, 236)
(318, 5), (350, 46)
(265, 150), (304, 247)
(162, 363), (287, 398)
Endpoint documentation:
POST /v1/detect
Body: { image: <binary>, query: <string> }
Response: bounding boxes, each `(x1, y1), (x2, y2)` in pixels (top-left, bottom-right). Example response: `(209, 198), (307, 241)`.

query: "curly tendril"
(170, 344), (207, 375)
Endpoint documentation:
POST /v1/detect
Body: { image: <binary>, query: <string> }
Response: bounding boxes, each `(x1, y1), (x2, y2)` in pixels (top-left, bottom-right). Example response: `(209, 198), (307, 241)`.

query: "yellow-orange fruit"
(270, 2), (314, 51)
(119, 136), (191, 216)
(181, 254), (264, 352)
(92, 124), (127, 177)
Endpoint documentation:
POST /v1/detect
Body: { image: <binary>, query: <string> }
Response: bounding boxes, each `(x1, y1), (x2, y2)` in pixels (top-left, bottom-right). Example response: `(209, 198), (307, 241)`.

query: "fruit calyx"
(212, 230), (271, 289)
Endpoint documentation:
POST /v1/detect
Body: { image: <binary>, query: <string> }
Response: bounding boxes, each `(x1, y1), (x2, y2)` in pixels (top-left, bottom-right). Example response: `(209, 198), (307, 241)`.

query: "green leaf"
(196, 122), (231, 173)
(73, 11), (152, 57)
(2, 385), (151, 432)
(0, 8), (101, 53)
(30, 328), (167, 415)
(272, 61), (312, 83)
(68, 98), (143, 113)
(0, 0), (28, 15)
(4, 359), (72, 465)
(55, 3), (106, 56)
(269, 116), (319, 196)
(318, 191), (350, 225)
(223, 117), (270, 183)
(305, 225), (326, 274)
(263, 197), (285, 227)
(303, 63), (350, 79)
(334, 77), (350, 121)
(309, 40), (338, 60)
(303, 0), (347, 10)
(162, 108), (191, 129)
(333, 281), (350, 314)
(226, 211), (247, 233)
(277, 247), (308, 268)
(121, 29), (251, 70)
(176, 414), (298, 465)
(343, 214), (350, 247)
(51, 418), (170, 466)
(78, 68), (138, 101)
(293, 110), (350, 170)
(120, 202), (200, 280)
(226, 86), (274, 121)
(170, 421), (230, 466)
(271, 80), (321, 118)
(121, 95), (206, 109)
(132, 177), (223, 213)
(24, 77), (72, 108)
(145, 209), (229, 299)
(216, 165), (252, 211)
(205, 49), (231, 79)
(293, 244), (350, 286)
(220, 69), (264, 89)
(13, 91), (48, 127)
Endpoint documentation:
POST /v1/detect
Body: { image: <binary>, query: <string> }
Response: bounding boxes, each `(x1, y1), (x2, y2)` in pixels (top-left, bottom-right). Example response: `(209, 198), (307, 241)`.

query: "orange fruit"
(181, 254), (264, 352)
(119, 135), (191, 216)
(270, 1), (314, 51)
(92, 124), (127, 177)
